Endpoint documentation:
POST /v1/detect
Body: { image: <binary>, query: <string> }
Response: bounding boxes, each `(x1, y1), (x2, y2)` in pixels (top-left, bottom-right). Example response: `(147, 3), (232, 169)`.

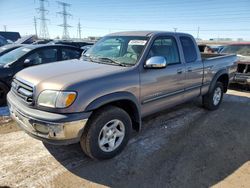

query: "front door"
(140, 36), (186, 117)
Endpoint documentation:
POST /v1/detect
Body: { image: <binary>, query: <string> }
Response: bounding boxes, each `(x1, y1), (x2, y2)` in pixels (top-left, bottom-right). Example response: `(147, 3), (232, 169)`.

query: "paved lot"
(0, 89), (250, 188)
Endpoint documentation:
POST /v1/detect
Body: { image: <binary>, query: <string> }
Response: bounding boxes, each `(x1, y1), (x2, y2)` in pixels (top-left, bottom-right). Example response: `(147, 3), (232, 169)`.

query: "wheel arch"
(85, 92), (141, 131)
(209, 69), (229, 93)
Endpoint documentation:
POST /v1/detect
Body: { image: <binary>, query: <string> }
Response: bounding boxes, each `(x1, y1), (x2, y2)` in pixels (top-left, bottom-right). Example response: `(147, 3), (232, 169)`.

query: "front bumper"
(233, 73), (250, 85)
(7, 92), (91, 145)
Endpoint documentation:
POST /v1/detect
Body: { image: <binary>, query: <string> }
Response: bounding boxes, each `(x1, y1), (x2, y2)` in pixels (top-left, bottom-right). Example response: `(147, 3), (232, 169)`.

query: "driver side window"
(25, 48), (58, 65)
(148, 37), (180, 65)
(25, 52), (42, 65)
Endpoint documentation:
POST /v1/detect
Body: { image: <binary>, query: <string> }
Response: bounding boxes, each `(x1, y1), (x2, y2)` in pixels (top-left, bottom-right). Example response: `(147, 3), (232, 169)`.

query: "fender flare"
(208, 69), (228, 94)
(85, 91), (141, 130)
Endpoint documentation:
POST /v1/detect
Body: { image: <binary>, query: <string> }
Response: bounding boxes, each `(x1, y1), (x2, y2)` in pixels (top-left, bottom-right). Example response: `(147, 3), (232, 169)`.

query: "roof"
(0, 31), (21, 41)
(18, 44), (81, 50)
(107, 31), (187, 37)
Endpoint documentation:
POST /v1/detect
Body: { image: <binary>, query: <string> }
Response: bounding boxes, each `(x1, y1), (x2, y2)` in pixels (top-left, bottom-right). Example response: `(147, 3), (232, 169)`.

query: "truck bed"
(201, 53), (230, 60)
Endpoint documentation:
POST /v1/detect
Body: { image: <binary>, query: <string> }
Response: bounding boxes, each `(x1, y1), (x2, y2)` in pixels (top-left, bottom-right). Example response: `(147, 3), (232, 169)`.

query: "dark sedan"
(0, 44), (83, 106)
(0, 44), (24, 57)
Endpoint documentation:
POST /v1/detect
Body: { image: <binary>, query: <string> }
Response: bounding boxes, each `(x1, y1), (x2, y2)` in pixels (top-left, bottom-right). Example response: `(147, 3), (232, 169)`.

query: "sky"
(0, 0), (250, 40)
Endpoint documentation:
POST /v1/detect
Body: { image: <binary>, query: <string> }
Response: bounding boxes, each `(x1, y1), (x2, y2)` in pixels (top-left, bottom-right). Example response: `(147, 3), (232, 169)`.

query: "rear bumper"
(232, 73), (250, 85)
(7, 92), (91, 145)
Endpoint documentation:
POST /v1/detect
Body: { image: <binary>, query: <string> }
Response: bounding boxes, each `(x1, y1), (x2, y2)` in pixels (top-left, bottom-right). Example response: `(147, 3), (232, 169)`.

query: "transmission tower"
(57, 1), (72, 39)
(37, 0), (50, 39)
(77, 19), (82, 39)
(34, 17), (38, 37)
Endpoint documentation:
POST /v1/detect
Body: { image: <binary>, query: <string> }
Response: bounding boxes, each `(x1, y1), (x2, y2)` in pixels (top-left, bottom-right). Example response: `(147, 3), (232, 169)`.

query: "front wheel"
(203, 82), (224, 110)
(80, 106), (132, 160)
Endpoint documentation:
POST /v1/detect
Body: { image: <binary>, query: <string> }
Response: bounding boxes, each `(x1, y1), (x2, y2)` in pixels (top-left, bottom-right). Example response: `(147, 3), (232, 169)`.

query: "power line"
(36, 0), (50, 39)
(57, 1), (72, 39)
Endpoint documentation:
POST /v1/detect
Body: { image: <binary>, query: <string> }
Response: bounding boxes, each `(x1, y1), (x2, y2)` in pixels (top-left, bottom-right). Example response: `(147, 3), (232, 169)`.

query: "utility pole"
(197, 26), (200, 40)
(57, 1), (72, 39)
(3, 25), (7, 32)
(173, 28), (177, 33)
(37, 0), (50, 39)
(34, 17), (38, 37)
(77, 19), (82, 39)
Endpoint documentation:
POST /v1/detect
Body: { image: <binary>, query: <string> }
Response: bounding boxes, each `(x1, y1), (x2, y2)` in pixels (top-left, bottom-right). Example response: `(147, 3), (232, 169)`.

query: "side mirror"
(144, 56), (167, 69)
(23, 59), (34, 67)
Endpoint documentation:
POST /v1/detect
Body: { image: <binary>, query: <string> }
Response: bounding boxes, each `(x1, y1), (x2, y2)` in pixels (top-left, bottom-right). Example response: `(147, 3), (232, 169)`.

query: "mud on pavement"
(0, 89), (250, 188)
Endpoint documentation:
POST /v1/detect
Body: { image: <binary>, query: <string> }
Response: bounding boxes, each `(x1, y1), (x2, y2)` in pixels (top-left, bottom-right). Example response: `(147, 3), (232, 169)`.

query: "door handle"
(177, 69), (183, 74)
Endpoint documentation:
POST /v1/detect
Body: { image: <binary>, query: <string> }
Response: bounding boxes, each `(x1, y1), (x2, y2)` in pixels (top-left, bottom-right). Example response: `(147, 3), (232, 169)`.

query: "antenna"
(36, 0), (50, 39)
(57, 1), (72, 39)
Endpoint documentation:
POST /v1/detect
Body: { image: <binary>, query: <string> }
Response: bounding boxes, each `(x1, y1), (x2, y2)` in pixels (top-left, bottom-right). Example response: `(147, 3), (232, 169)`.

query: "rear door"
(179, 36), (204, 99)
(140, 36), (186, 117)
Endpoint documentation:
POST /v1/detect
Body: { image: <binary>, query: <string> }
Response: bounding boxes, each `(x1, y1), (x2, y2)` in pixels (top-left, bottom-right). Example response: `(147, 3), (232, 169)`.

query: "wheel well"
(92, 100), (140, 132)
(217, 74), (229, 92)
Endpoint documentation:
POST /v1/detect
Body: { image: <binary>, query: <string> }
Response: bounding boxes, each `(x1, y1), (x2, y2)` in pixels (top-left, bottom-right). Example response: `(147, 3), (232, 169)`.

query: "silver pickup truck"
(7, 31), (237, 159)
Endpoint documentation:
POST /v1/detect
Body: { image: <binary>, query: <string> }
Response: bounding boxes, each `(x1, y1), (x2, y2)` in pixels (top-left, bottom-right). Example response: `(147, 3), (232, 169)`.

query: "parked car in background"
(8, 31), (237, 159)
(198, 44), (224, 53)
(0, 44), (24, 57)
(0, 31), (21, 42)
(54, 40), (94, 48)
(81, 44), (93, 54)
(0, 44), (82, 106)
(220, 43), (250, 86)
(0, 35), (8, 47)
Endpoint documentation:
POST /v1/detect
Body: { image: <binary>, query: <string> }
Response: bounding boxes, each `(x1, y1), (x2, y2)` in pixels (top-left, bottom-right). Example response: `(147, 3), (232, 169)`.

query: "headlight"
(37, 90), (77, 108)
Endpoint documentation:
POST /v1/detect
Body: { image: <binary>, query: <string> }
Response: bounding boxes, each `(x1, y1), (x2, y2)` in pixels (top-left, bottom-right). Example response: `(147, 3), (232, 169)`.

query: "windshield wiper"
(97, 57), (130, 67)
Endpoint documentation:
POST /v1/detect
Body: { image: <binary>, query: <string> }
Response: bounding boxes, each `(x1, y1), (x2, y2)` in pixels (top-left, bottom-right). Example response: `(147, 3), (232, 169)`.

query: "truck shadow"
(44, 94), (250, 187)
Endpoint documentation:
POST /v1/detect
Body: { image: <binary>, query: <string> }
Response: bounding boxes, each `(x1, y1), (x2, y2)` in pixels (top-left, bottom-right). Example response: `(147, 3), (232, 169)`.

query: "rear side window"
(148, 37), (180, 65)
(180, 36), (197, 63)
(61, 48), (81, 60)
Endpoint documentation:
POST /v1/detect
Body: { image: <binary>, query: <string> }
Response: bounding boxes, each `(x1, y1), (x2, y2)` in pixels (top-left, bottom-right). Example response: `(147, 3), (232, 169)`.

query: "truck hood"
(15, 59), (127, 90)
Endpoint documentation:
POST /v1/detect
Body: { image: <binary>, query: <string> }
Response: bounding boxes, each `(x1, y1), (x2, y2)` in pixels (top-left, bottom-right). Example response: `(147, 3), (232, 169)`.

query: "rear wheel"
(0, 83), (9, 106)
(203, 82), (224, 110)
(80, 106), (132, 160)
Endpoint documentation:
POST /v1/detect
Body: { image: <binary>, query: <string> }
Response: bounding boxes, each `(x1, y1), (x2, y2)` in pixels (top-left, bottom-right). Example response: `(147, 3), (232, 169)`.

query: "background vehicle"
(0, 44), (82, 106)
(8, 31), (237, 159)
(0, 35), (8, 47)
(81, 44), (93, 54)
(220, 43), (250, 86)
(53, 40), (94, 48)
(0, 31), (21, 42)
(0, 44), (24, 57)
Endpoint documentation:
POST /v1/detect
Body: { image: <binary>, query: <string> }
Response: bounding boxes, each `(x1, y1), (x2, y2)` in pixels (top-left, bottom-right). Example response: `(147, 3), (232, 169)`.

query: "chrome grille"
(11, 78), (34, 104)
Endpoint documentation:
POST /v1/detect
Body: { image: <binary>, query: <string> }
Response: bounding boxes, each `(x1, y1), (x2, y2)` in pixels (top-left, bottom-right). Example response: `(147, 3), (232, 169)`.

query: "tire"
(203, 82), (224, 110)
(0, 82), (9, 107)
(80, 106), (132, 160)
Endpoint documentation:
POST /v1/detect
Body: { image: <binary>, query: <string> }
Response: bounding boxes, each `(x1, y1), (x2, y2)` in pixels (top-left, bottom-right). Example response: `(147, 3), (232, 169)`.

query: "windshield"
(0, 46), (32, 65)
(83, 36), (148, 66)
(221, 45), (250, 56)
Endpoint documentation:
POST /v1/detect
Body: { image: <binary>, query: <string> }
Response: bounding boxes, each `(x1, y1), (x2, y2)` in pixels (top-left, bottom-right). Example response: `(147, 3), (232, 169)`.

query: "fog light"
(48, 124), (65, 138)
(33, 123), (49, 134)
